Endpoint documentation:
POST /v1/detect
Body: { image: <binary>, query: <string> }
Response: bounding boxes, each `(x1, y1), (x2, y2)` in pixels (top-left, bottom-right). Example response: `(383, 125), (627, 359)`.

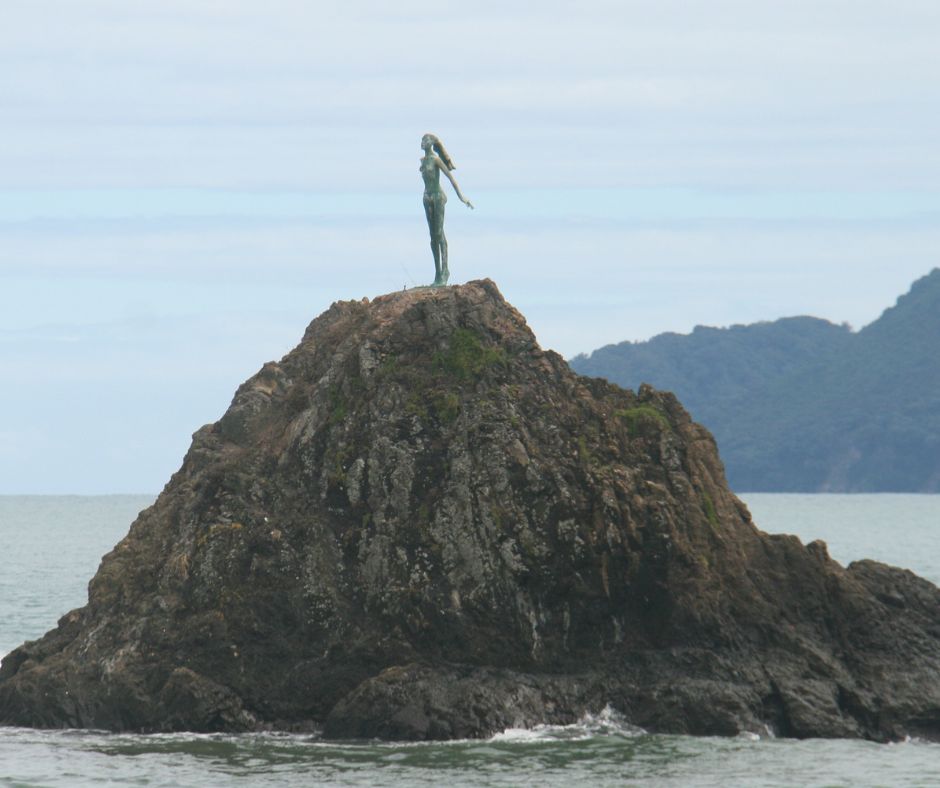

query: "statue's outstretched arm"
(438, 157), (474, 209)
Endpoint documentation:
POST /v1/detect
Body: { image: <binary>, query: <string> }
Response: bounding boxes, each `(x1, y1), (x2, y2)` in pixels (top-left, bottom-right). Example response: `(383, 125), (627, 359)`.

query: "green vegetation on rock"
(701, 492), (719, 528)
(435, 327), (507, 380)
(615, 405), (670, 436)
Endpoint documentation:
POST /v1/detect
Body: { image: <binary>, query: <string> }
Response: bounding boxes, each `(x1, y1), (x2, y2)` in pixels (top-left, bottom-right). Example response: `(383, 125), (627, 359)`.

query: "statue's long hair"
(423, 133), (456, 171)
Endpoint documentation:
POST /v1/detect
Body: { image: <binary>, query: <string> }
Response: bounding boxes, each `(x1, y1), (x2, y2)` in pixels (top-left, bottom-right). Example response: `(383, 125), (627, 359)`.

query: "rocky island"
(2, 280), (939, 740)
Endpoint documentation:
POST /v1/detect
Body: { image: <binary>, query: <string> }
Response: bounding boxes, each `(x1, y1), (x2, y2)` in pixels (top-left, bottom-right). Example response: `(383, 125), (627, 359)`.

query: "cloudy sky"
(2, 0), (939, 492)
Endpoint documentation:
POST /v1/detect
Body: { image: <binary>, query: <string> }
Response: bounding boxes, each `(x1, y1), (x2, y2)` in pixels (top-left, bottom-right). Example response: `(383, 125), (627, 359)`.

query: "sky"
(2, 0), (939, 493)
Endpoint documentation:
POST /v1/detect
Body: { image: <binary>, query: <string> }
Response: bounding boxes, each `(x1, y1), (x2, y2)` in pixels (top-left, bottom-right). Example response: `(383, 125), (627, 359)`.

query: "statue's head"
(421, 133), (456, 170)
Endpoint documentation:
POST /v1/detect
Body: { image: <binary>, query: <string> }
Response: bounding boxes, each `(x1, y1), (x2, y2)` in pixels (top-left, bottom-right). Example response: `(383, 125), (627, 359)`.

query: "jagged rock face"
(3, 280), (940, 740)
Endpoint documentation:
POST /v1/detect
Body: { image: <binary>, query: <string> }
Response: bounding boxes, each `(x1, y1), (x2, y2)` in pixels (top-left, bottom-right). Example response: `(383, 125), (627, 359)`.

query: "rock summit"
(3, 280), (940, 740)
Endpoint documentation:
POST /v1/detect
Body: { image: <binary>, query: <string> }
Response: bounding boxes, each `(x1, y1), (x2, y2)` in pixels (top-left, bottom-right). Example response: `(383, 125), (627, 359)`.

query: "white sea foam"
(490, 704), (645, 743)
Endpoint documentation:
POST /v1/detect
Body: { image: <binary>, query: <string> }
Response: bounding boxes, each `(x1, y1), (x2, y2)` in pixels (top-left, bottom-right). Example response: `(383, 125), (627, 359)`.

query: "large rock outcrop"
(3, 280), (940, 740)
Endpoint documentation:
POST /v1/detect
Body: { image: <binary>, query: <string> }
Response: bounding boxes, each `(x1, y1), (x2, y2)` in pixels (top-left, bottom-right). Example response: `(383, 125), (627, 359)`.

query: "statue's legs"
(430, 238), (442, 284)
(425, 193), (448, 287)
(440, 233), (449, 285)
(436, 199), (448, 285)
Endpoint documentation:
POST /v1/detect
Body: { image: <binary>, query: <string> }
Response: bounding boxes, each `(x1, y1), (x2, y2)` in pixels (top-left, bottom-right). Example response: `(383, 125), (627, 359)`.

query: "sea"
(2, 494), (940, 787)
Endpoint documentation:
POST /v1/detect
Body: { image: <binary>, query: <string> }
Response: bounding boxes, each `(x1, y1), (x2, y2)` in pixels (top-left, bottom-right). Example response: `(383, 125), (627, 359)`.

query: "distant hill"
(571, 268), (940, 492)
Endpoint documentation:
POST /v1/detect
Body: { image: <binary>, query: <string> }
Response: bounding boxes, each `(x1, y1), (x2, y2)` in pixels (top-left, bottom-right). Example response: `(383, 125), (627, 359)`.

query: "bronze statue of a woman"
(420, 133), (473, 286)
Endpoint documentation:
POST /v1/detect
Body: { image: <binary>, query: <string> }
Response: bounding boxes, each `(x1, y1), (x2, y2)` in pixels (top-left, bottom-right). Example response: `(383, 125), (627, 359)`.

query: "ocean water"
(1, 493), (939, 787)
